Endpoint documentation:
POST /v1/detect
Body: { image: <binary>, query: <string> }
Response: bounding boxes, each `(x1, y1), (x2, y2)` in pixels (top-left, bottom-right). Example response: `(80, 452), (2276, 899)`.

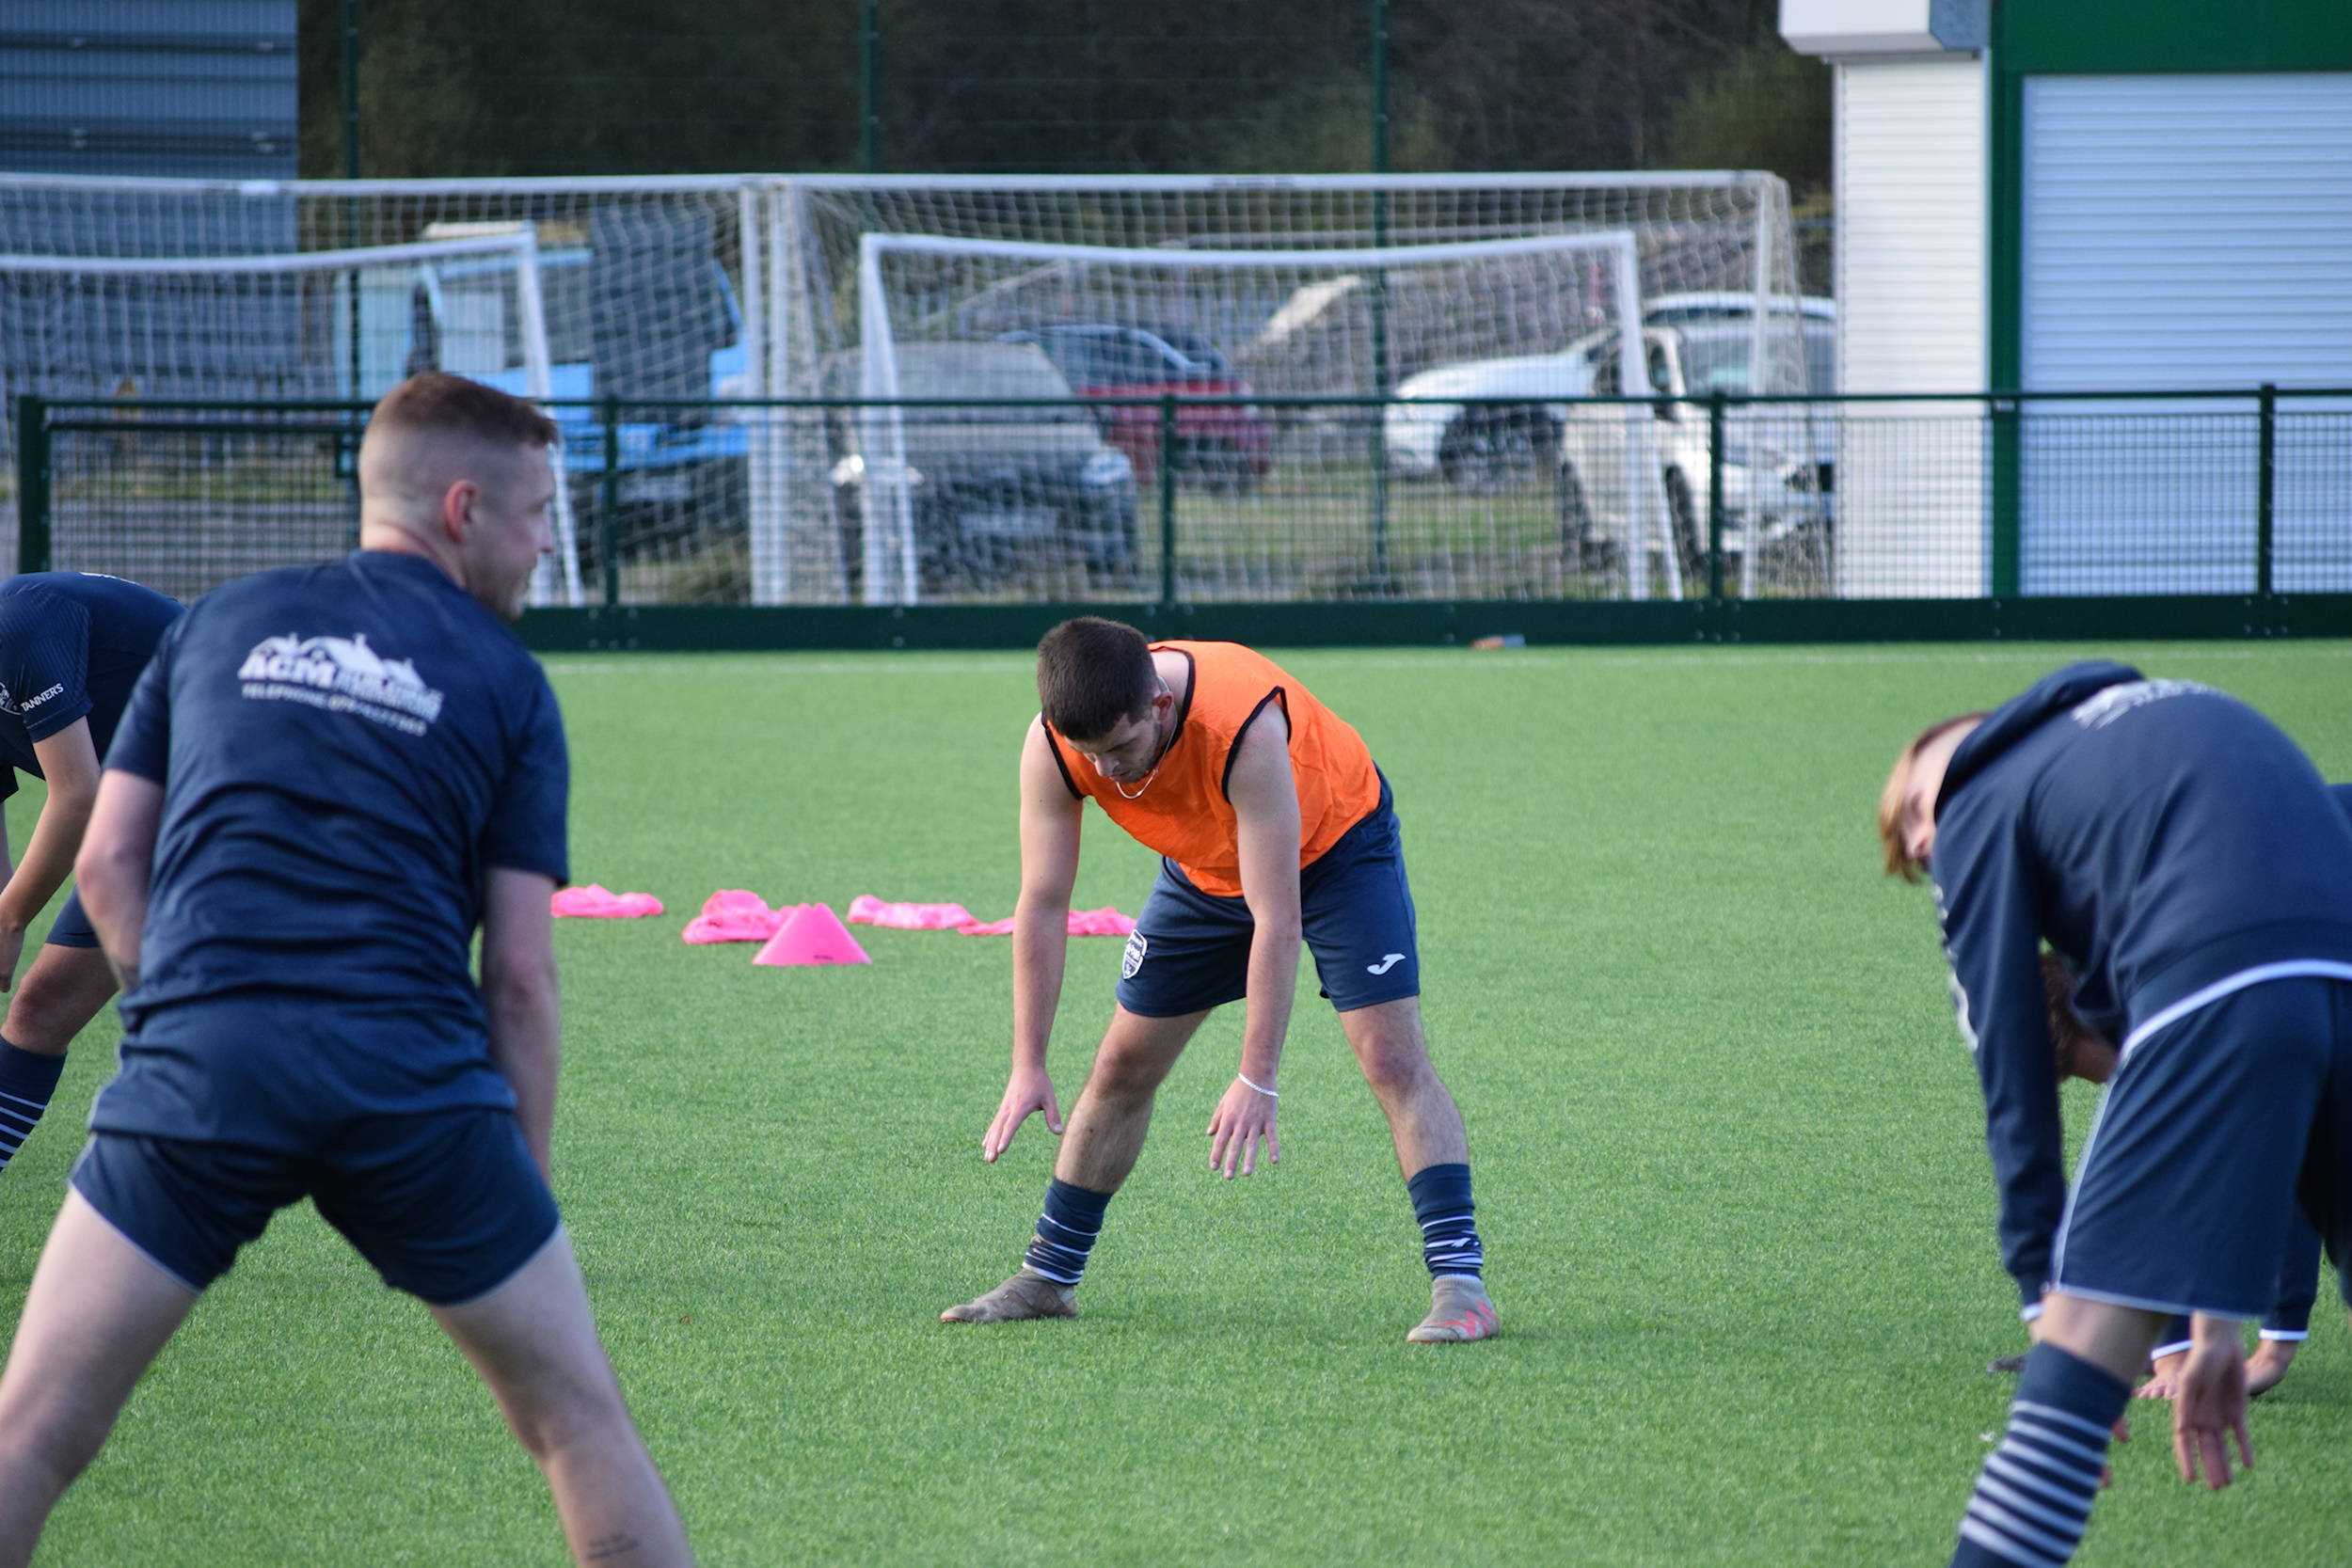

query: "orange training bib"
(1045, 641), (1382, 897)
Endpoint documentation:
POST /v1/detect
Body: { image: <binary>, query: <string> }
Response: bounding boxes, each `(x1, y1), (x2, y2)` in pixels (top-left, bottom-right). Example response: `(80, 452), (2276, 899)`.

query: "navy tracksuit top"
(1930, 661), (2352, 1307)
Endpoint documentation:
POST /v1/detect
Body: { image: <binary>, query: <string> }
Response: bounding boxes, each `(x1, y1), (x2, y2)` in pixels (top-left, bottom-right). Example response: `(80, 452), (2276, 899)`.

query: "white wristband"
(1238, 1072), (1279, 1100)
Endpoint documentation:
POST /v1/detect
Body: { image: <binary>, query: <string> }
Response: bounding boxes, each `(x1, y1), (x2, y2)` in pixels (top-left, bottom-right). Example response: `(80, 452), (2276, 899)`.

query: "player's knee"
(499, 1371), (632, 1464)
(4, 958), (109, 1054)
(1350, 1033), (1433, 1101)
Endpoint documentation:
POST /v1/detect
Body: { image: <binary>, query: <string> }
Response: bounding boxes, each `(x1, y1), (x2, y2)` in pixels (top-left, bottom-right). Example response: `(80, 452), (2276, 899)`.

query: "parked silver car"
(1553, 322), (1830, 587)
(828, 341), (1139, 595)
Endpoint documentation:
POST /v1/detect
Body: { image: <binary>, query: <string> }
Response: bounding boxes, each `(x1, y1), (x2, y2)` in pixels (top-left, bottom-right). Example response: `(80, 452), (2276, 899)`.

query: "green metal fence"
(10, 387), (2352, 647)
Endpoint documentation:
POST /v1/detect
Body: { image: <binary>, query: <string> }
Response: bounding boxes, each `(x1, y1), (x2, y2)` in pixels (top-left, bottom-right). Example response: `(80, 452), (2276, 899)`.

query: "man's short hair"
(366, 372), (558, 453)
(1037, 617), (1157, 740)
(1878, 711), (1989, 880)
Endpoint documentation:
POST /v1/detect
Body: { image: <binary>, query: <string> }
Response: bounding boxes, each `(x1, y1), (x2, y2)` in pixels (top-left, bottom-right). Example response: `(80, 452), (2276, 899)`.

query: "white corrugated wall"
(2020, 73), (2352, 594)
(1833, 55), (1986, 597)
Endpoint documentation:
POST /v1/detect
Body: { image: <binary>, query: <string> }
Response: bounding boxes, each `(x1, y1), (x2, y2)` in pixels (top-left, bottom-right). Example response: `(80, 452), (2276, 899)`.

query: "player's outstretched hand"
(982, 1066), (1062, 1163)
(2136, 1349), (2186, 1401)
(1207, 1075), (1279, 1180)
(2172, 1336), (2253, 1489)
(0, 926), (24, 991)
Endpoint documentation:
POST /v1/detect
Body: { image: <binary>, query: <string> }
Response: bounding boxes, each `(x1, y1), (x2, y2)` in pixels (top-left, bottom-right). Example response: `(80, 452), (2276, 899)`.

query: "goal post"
(0, 231), (586, 605)
(770, 171), (1799, 603)
(0, 171), (1803, 604)
(851, 230), (1672, 604)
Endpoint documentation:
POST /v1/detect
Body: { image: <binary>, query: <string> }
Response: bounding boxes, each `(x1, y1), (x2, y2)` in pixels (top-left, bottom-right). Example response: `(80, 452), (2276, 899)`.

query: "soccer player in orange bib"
(942, 617), (1494, 1342)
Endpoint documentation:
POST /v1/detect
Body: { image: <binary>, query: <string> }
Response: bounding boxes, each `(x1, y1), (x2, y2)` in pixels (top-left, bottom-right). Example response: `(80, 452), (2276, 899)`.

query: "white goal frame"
(852, 230), (1666, 605)
(0, 231), (586, 606)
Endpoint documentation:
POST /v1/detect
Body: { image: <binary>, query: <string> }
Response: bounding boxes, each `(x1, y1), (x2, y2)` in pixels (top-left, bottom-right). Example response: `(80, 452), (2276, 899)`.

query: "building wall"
(1833, 54), (1986, 597)
(0, 1), (298, 181)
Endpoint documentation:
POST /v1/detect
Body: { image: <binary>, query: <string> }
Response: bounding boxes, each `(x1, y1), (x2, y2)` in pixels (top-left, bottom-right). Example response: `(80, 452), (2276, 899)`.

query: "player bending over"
(1883, 662), (2352, 1568)
(0, 573), (183, 1179)
(0, 374), (691, 1568)
(943, 618), (1494, 1342)
(2033, 953), (2328, 1401)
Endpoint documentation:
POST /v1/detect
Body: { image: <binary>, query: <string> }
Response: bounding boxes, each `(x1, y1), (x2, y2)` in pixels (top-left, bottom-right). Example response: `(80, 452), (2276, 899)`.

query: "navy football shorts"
(2053, 975), (2352, 1320)
(71, 1108), (561, 1307)
(1116, 780), (1420, 1018)
(43, 889), (98, 949)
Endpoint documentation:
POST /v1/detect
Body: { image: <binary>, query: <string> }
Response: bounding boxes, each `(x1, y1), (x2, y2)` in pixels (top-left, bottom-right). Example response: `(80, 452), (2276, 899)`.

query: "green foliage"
(299, 0), (1786, 178)
(6, 642), (2348, 1563)
(1661, 32), (1832, 197)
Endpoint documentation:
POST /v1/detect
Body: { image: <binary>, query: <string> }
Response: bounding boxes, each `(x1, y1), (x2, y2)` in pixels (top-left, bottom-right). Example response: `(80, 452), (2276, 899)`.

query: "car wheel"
(1557, 463), (1609, 581)
(1070, 499), (1139, 585)
(1663, 467), (1706, 590)
(1172, 436), (1258, 497)
(1439, 406), (1557, 492)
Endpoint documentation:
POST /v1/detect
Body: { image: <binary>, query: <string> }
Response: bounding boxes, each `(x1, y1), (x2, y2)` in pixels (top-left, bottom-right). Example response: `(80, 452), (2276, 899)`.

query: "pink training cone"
(955, 907), (1135, 937)
(551, 884), (665, 919)
(848, 895), (977, 930)
(682, 890), (800, 944)
(753, 902), (872, 966)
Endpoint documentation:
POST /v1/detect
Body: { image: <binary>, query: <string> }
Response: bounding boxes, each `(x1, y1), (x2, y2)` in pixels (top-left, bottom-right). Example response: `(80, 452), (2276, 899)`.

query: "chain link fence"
(11, 388), (2351, 610)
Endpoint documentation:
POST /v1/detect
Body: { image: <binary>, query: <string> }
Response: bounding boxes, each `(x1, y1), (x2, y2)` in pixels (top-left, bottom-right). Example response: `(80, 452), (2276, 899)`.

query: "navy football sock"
(1406, 1163), (1483, 1280)
(0, 1039), (66, 1176)
(1023, 1180), (1113, 1286)
(1951, 1343), (2129, 1567)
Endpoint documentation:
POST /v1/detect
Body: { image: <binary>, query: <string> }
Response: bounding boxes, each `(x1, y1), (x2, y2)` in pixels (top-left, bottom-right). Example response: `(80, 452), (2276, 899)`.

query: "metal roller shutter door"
(2020, 72), (2352, 594)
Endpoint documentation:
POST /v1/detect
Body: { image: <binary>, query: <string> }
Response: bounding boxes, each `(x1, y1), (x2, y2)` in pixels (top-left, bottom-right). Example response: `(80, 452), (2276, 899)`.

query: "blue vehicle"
(399, 210), (750, 553)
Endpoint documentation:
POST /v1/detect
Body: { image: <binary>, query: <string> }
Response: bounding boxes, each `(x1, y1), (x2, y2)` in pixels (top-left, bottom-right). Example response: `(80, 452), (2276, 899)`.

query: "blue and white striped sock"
(0, 1040), (66, 1175)
(1022, 1180), (1112, 1286)
(1406, 1163), (1483, 1279)
(1951, 1343), (2130, 1568)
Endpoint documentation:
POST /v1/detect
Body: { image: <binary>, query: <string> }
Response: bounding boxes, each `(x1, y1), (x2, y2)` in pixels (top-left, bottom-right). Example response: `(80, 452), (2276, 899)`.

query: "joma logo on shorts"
(1367, 953), (1406, 975)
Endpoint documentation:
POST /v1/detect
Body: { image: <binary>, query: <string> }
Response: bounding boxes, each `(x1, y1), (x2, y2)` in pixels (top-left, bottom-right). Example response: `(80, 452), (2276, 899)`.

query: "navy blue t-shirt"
(89, 550), (569, 1148)
(0, 573), (183, 798)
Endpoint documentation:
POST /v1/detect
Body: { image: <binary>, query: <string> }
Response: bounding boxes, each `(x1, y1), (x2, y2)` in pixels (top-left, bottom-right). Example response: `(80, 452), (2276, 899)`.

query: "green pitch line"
(3, 641), (2348, 1564)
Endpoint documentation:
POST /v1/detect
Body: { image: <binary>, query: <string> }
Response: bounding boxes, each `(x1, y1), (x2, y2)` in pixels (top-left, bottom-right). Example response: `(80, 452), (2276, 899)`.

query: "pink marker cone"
(752, 902), (872, 966)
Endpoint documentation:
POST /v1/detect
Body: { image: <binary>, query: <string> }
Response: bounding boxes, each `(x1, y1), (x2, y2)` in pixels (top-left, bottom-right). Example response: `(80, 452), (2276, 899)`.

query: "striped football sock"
(0, 1040), (66, 1175)
(1022, 1180), (1113, 1286)
(1951, 1343), (2130, 1567)
(1406, 1163), (1484, 1279)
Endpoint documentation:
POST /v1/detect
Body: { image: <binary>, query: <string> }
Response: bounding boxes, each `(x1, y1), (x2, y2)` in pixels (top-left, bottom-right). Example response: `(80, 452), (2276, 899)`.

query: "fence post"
(859, 0), (881, 174)
(1707, 389), (1727, 606)
(599, 396), (621, 610)
(1989, 395), (2021, 597)
(2256, 382), (2276, 600)
(1158, 394), (1179, 609)
(15, 395), (48, 575)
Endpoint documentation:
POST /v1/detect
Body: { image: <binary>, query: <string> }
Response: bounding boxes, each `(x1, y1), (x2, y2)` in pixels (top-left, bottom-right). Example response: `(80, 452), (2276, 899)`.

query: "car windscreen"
(1678, 332), (1755, 394)
(1043, 333), (1174, 387)
(894, 346), (1088, 420)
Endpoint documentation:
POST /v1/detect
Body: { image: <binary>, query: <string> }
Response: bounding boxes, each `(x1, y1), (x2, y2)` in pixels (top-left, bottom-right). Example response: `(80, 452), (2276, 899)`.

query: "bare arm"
(0, 721), (102, 989)
(72, 769), (164, 995)
(480, 867), (561, 1180)
(983, 718), (1085, 1162)
(1206, 705), (1300, 1178)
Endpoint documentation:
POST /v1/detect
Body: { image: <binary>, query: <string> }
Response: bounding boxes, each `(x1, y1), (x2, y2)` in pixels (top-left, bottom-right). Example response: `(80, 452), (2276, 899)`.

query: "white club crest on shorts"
(238, 632), (446, 736)
(1121, 930), (1148, 978)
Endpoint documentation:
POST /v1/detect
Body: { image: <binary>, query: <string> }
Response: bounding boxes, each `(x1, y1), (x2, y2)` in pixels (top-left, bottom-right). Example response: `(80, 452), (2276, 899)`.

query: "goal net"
(849, 230), (1671, 604)
(0, 232), (583, 605)
(771, 173), (1803, 604)
(1, 173), (1802, 605)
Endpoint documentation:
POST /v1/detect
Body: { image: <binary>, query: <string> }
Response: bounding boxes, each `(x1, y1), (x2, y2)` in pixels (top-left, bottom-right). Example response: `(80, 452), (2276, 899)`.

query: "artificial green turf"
(5, 641), (2351, 1565)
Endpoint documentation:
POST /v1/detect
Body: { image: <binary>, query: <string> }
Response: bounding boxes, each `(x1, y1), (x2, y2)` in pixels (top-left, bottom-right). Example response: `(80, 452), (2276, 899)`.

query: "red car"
(1001, 325), (1273, 493)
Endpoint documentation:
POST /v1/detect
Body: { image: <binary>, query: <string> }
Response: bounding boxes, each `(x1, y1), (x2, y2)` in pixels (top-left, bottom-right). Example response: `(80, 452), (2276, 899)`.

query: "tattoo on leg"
(584, 1533), (643, 1560)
